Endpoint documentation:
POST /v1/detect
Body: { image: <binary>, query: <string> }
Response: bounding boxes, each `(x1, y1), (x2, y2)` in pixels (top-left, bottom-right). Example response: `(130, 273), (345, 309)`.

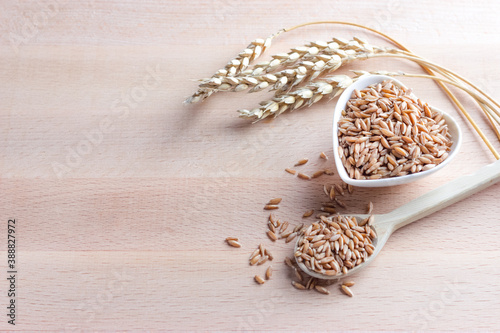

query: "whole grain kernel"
(284, 257), (294, 268)
(226, 240), (242, 248)
(249, 249), (259, 260)
(367, 201), (374, 214)
(280, 221), (289, 233)
(322, 207), (336, 214)
(265, 266), (273, 280)
(329, 186), (336, 200)
(267, 230), (278, 242)
(298, 173), (311, 180)
(334, 184), (345, 196)
(267, 198), (282, 205)
(306, 277), (317, 290)
(295, 158), (309, 166)
(292, 281), (306, 290)
(314, 285), (330, 295)
(334, 198), (346, 208)
(285, 168), (297, 175)
(320, 152), (329, 160)
(286, 232), (297, 243)
(323, 184), (330, 196)
(250, 255), (261, 266)
(293, 223), (305, 233)
(341, 284), (354, 297)
(257, 255), (269, 265)
(303, 210), (314, 218)
(264, 248), (274, 261)
(281, 230), (293, 239)
(254, 275), (265, 284)
(312, 170), (325, 178)
(294, 268), (303, 282)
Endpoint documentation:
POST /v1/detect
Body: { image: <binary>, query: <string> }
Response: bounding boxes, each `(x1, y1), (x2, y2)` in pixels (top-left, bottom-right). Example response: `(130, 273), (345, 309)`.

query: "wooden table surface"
(1, 0), (500, 330)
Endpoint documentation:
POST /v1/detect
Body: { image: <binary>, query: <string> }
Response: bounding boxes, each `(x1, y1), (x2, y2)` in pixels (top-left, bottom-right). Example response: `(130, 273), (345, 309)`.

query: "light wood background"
(1, 0), (500, 330)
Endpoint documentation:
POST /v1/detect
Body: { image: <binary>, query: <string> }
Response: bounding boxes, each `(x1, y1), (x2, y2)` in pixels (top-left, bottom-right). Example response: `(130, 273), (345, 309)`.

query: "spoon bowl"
(295, 160), (500, 280)
(294, 213), (385, 279)
(332, 74), (463, 187)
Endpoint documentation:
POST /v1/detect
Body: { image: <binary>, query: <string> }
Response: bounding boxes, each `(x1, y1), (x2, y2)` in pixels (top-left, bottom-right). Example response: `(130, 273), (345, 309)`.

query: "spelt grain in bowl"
(332, 75), (462, 187)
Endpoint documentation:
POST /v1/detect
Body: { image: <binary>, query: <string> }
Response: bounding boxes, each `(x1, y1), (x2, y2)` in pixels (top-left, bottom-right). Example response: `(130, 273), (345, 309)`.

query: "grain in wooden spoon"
(296, 160), (500, 279)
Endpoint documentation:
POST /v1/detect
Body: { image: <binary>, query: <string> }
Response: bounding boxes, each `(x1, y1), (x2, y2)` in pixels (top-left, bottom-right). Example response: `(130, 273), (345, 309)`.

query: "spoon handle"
(382, 160), (500, 231)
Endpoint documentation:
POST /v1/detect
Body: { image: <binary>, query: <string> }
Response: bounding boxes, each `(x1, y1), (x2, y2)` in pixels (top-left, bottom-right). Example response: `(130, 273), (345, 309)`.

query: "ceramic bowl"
(332, 75), (462, 187)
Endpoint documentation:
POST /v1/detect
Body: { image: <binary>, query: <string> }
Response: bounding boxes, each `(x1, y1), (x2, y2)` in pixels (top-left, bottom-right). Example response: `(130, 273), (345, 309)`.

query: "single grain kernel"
(254, 275), (265, 284)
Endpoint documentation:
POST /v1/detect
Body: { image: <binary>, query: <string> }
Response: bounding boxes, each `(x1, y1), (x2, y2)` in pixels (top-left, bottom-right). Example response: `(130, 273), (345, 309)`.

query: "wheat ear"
(196, 38), (383, 95)
(184, 30), (283, 104)
(238, 75), (353, 120)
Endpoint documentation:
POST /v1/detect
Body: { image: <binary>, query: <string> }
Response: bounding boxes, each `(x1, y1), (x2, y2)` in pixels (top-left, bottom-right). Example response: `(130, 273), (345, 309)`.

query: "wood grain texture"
(1, 0), (500, 330)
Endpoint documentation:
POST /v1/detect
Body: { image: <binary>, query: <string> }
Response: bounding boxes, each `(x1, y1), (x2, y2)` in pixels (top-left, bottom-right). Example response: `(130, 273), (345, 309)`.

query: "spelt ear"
(244, 39), (374, 95)
(238, 75), (353, 120)
(186, 36), (379, 102)
(184, 30), (284, 104)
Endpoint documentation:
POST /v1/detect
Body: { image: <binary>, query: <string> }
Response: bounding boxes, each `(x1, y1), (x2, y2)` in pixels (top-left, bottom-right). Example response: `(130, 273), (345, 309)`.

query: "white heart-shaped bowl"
(332, 75), (462, 187)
